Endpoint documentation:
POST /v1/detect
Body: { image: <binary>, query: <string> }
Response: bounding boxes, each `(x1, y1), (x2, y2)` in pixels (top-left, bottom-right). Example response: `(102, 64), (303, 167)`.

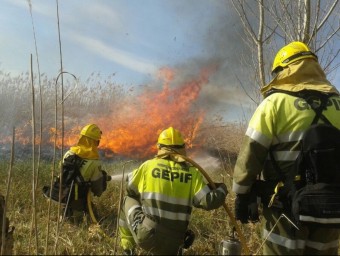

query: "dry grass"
(0, 140), (266, 255)
(0, 72), (264, 254)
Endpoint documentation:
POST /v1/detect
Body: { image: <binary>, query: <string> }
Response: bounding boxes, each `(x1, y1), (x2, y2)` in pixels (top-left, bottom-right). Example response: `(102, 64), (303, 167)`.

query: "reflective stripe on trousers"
(121, 196), (185, 255)
(263, 228), (339, 251)
(262, 207), (340, 255)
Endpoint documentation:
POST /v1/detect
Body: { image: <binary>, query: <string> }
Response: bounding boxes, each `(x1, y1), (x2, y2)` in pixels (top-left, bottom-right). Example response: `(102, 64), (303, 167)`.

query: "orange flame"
(1, 67), (214, 159)
(97, 67), (212, 158)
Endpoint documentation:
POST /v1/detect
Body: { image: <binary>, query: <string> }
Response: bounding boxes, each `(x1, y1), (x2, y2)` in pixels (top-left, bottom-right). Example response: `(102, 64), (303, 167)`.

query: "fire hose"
(158, 153), (251, 255)
(86, 174), (113, 225)
(86, 155), (250, 255)
(87, 191), (99, 224)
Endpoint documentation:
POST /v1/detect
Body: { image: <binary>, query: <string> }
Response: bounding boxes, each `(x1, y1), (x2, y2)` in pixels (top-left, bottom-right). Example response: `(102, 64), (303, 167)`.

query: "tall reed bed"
(0, 154), (264, 255)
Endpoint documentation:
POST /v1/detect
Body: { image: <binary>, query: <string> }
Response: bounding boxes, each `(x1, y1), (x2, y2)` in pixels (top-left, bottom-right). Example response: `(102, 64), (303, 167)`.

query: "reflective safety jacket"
(126, 156), (227, 234)
(233, 59), (340, 194)
(63, 150), (105, 197)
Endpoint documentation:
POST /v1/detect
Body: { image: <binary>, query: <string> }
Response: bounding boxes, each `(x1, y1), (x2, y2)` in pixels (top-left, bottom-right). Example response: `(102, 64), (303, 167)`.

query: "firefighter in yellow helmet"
(232, 41), (340, 255)
(61, 124), (108, 224)
(119, 127), (228, 255)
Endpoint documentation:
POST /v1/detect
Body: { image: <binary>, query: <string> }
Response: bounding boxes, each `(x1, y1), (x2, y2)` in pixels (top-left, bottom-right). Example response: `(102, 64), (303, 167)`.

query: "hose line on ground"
(87, 191), (98, 224)
(86, 191), (114, 243)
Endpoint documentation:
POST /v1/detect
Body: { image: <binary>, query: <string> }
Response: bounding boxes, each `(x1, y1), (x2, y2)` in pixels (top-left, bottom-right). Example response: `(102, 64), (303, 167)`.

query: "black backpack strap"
(269, 149), (286, 182)
(268, 90), (334, 180)
(303, 92), (332, 126)
(267, 90), (337, 209)
(63, 154), (86, 184)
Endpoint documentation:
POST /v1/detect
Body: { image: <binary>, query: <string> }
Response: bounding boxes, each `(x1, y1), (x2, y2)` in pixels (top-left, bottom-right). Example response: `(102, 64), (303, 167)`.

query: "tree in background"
(230, 0), (340, 103)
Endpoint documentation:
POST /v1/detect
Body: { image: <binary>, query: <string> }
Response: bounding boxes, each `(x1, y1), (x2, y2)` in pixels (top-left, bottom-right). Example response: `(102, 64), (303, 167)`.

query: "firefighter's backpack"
(290, 122), (340, 227)
(43, 154), (88, 204)
(270, 90), (340, 228)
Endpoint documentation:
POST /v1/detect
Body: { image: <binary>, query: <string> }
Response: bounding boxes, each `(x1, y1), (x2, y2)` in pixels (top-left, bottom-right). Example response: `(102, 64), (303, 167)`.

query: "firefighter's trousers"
(119, 196), (184, 255)
(261, 207), (340, 255)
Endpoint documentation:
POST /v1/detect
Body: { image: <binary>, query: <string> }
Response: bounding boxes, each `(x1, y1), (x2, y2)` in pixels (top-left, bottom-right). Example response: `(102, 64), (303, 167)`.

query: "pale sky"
(1, 0), (339, 123)
(1, 0), (242, 85)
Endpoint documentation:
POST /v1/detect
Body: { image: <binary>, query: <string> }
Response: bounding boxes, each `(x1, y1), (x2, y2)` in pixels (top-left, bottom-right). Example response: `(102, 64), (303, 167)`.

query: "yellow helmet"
(80, 124), (102, 141)
(272, 41), (317, 75)
(157, 127), (185, 147)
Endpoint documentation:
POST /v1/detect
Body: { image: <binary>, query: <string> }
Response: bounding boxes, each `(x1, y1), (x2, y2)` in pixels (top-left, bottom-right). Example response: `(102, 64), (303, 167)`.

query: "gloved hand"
(208, 183), (228, 195)
(235, 193), (259, 224)
(101, 170), (108, 191)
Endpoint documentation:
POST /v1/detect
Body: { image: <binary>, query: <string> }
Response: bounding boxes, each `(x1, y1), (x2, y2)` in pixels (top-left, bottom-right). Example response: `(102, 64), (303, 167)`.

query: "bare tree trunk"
(230, 0), (340, 102)
(302, 0), (311, 43)
(257, 0), (265, 88)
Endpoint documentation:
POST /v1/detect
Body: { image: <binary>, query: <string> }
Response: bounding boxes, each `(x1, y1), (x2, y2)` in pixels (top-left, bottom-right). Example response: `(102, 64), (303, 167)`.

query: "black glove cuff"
(101, 170), (108, 191)
(235, 194), (250, 223)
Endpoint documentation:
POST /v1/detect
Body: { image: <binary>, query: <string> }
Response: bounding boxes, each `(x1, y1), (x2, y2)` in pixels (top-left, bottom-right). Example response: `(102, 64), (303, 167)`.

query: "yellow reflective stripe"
(263, 228), (305, 250)
(232, 180), (251, 194)
(270, 151), (300, 161)
(263, 228), (339, 251)
(193, 185), (211, 203)
(143, 206), (190, 221)
(142, 192), (190, 206)
(299, 215), (340, 224)
(306, 238), (339, 251)
(126, 205), (141, 225)
(245, 127), (272, 148)
(275, 130), (304, 143)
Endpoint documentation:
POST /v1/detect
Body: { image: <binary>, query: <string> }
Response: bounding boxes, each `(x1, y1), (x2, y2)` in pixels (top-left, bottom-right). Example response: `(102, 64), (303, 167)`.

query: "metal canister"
(218, 238), (242, 255)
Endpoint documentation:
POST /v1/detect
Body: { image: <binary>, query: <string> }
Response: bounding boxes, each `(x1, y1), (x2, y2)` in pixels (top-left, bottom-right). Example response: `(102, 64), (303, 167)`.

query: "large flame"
(97, 67), (212, 159)
(2, 67), (214, 159)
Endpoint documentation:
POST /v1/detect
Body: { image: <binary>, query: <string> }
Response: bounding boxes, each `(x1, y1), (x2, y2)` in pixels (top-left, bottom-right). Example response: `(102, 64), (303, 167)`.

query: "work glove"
(235, 193), (259, 224)
(208, 182), (228, 195)
(101, 170), (108, 191)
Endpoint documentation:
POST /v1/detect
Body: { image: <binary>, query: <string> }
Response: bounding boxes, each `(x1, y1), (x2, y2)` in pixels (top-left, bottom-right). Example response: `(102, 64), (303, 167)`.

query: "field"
(0, 124), (268, 255)
(0, 72), (261, 255)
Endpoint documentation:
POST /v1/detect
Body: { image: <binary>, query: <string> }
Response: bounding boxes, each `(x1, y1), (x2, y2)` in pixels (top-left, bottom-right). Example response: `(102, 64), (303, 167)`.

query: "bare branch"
(229, 0), (340, 102)
(235, 74), (258, 105)
(315, 26), (340, 52)
(316, 0), (339, 33)
(278, 0), (298, 40)
(308, 0), (321, 46)
(231, 0), (258, 42)
(324, 48), (340, 72)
